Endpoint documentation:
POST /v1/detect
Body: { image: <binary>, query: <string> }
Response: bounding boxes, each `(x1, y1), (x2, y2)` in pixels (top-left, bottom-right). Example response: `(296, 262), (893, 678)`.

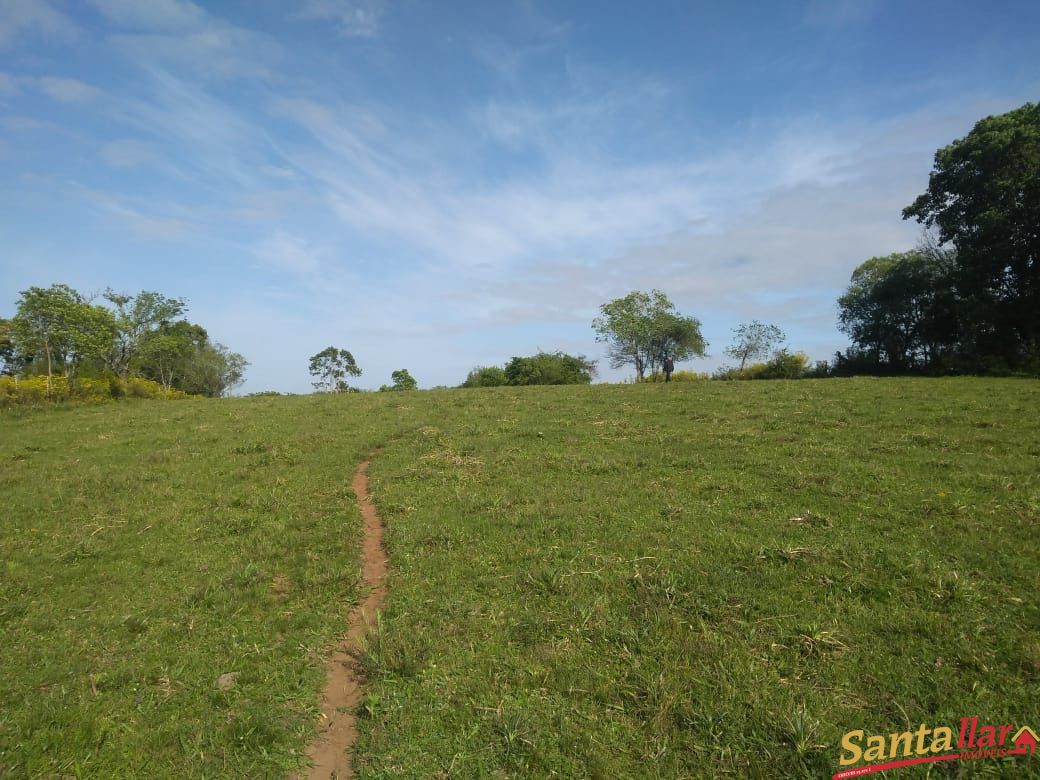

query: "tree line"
(26, 101), (1021, 400)
(836, 101), (1039, 376)
(0, 285), (248, 397)
(457, 292), (811, 386)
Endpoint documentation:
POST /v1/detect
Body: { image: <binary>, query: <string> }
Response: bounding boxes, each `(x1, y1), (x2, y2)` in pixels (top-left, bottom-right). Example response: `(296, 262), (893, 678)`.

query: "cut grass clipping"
(1, 378), (1038, 777)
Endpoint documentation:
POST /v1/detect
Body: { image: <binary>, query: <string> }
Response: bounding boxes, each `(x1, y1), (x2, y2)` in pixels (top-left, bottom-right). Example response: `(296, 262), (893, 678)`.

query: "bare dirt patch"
(301, 457), (387, 779)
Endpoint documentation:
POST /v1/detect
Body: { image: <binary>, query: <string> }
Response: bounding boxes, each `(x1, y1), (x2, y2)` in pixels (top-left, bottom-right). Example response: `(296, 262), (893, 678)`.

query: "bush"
(760, 349), (810, 379)
(712, 350), (811, 381)
(503, 352), (596, 386)
(641, 370), (710, 383)
(379, 368), (418, 392)
(0, 375), (192, 409)
(461, 366), (508, 388)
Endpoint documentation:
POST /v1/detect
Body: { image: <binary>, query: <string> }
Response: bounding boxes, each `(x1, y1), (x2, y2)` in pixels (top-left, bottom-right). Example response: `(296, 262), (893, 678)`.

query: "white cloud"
(36, 76), (101, 103)
(254, 231), (322, 275)
(0, 71), (20, 96)
(804, 0), (880, 27)
(100, 138), (156, 168)
(295, 0), (381, 38)
(87, 0), (280, 80)
(112, 71), (280, 188)
(66, 182), (196, 240)
(109, 27), (278, 80)
(0, 0), (78, 47)
(85, 0), (206, 31)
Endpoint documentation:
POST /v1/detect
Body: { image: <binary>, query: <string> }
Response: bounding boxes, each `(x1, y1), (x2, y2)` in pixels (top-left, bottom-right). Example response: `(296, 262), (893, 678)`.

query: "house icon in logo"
(1012, 726), (1039, 755)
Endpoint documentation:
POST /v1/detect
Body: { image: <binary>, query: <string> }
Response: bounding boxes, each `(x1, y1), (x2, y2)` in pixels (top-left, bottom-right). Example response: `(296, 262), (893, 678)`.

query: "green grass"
(0, 395), (404, 777)
(1, 378), (1038, 778)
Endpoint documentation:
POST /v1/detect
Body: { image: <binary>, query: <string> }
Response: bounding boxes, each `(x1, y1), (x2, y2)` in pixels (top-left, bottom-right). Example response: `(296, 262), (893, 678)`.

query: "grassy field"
(1, 378), (1038, 778)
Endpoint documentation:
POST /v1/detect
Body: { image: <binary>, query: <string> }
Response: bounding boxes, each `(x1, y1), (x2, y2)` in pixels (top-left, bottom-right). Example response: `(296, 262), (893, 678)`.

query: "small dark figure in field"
(663, 357), (674, 382)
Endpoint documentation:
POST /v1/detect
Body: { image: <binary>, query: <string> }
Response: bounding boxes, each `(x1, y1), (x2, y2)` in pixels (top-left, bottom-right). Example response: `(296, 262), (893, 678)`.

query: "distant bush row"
(0, 375), (192, 409)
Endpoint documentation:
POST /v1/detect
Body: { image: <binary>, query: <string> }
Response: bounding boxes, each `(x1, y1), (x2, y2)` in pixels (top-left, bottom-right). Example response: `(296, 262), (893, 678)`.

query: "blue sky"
(1, 0), (1037, 392)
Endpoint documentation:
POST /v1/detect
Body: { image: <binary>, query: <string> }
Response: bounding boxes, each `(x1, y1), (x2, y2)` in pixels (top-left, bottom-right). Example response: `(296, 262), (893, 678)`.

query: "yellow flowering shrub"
(0, 375), (192, 409)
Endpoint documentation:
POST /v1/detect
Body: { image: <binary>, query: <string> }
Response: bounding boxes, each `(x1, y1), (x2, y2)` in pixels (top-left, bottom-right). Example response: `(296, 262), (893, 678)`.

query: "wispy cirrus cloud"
(35, 76), (101, 103)
(294, 0), (382, 38)
(254, 230), (323, 276)
(0, 74), (101, 103)
(87, 0), (281, 79)
(100, 138), (157, 168)
(803, 0), (880, 27)
(85, 0), (206, 31)
(0, 0), (78, 47)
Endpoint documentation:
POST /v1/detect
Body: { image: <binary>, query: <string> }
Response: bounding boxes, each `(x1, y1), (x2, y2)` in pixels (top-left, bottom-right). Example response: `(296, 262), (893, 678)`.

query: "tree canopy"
(504, 351), (596, 386)
(0, 318), (15, 376)
(103, 290), (186, 378)
(308, 347), (361, 392)
(380, 368), (418, 392)
(592, 290), (706, 380)
(902, 101), (1040, 370)
(837, 249), (959, 373)
(10, 285), (116, 388)
(724, 321), (786, 371)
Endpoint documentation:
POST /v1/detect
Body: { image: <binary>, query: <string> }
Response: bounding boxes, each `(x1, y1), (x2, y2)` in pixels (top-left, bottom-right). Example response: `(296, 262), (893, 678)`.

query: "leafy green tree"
(380, 368), (417, 391)
(592, 290), (707, 380)
(308, 346), (361, 392)
(837, 250), (959, 372)
(461, 365), (508, 388)
(11, 285), (116, 389)
(903, 101), (1040, 370)
(724, 321), (786, 371)
(103, 290), (186, 378)
(138, 321), (209, 390)
(0, 318), (16, 375)
(179, 342), (248, 397)
(503, 351), (596, 385)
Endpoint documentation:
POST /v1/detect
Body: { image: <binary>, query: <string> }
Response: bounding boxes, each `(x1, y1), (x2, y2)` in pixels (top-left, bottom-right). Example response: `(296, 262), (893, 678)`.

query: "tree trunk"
(45, 338), (52, 395)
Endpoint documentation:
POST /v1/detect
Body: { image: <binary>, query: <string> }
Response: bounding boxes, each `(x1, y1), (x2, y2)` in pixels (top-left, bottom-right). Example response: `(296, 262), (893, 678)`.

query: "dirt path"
(303, 457), (387, 779)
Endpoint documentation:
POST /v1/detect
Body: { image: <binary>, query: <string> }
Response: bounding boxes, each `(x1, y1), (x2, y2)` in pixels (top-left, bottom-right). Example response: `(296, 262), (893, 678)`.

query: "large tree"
(592, 290), (706, 380)
(137, 320), (210, 390)
(308, 346), (361, 392)
(10, 285), (116, 389)
(0, 318), (20, 376)
(103, 289), (186, 378)
(724, 321), (786, 371)
(178, 342), (248, 397)
(837, 249), (959, 372)
(902, 101), (1040, 369)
